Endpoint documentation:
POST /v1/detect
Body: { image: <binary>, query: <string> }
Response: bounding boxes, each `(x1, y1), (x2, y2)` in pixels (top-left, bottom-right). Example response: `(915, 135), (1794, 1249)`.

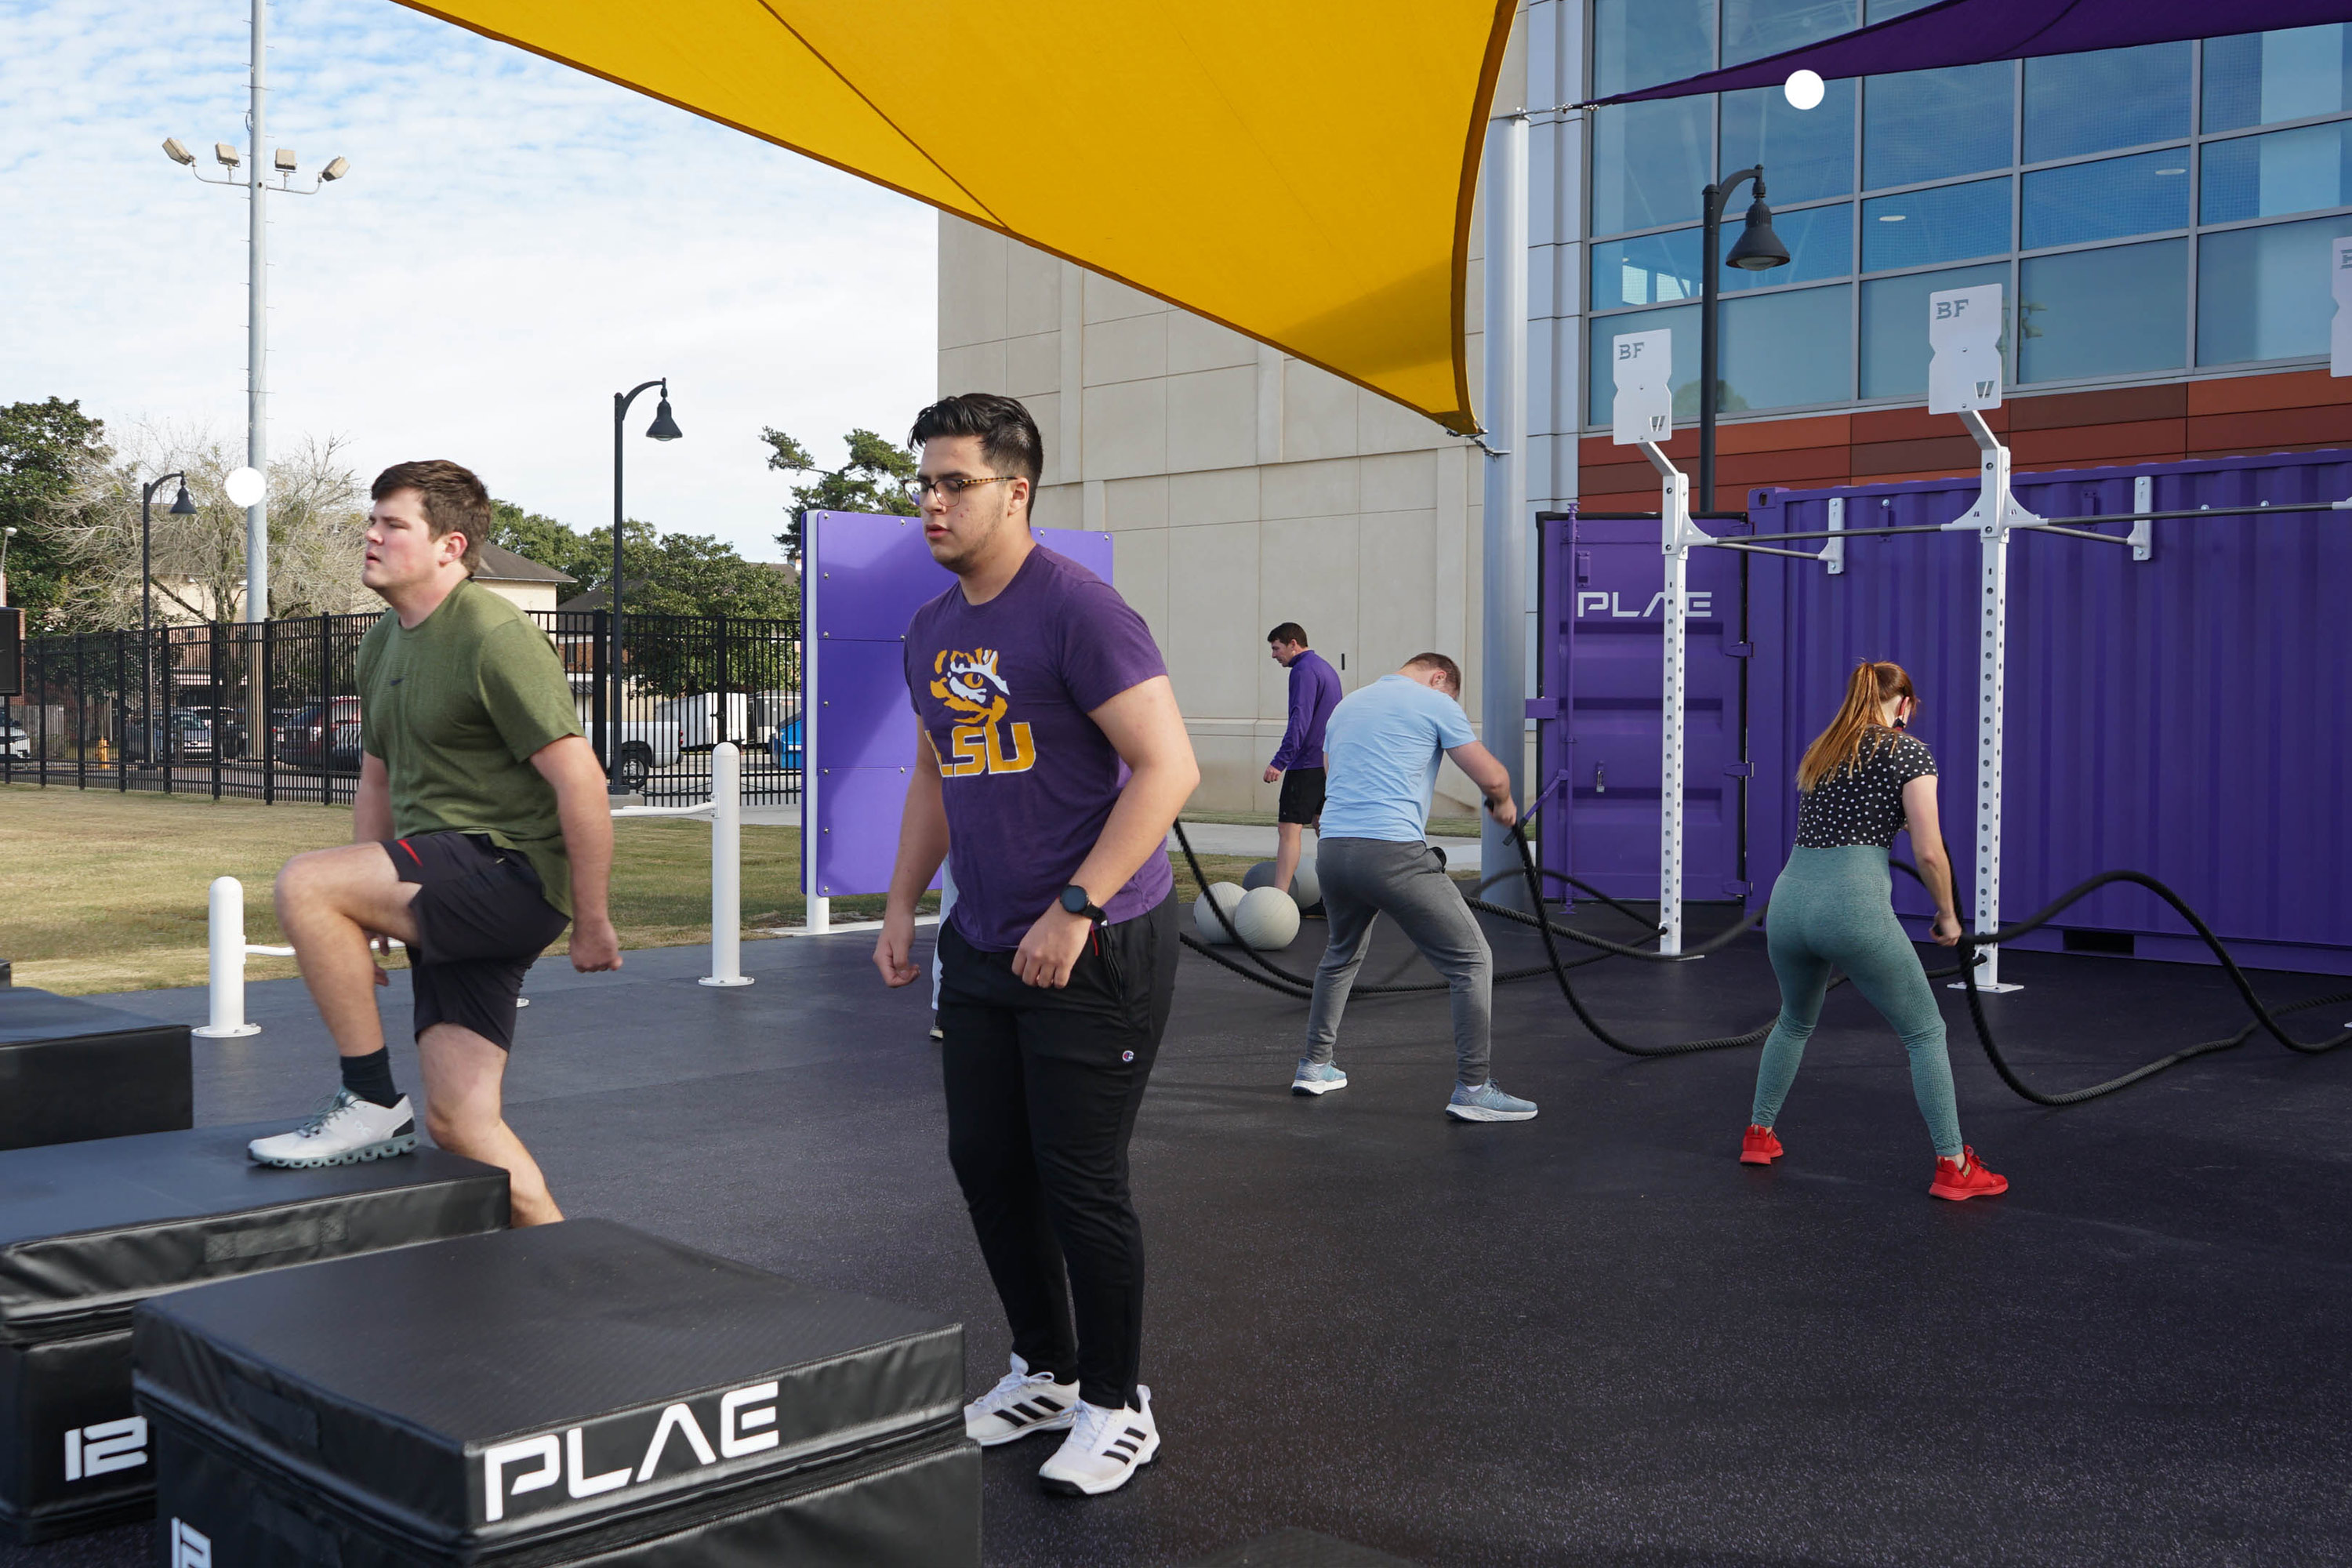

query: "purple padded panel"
(804, 513), (1116, 899)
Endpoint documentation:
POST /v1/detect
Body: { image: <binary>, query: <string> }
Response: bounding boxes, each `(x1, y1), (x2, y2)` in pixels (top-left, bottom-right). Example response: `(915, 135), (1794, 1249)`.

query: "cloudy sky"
(5, 0), (937, 564)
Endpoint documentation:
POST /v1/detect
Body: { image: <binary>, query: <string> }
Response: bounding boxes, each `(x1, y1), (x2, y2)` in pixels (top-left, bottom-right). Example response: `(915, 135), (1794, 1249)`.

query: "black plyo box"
(0, 987), (192, 1152)
(136, 1219), (978, 1567)
(0, 1126), (508, 1544)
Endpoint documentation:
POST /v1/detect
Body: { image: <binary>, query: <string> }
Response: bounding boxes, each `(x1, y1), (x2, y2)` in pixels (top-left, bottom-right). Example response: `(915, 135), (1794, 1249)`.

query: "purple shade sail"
(1592, 0), (2352, 107)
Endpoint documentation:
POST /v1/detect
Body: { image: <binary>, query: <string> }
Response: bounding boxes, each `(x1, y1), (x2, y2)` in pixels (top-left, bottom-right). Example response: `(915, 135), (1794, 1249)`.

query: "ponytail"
(1797, 661), (1916, 792)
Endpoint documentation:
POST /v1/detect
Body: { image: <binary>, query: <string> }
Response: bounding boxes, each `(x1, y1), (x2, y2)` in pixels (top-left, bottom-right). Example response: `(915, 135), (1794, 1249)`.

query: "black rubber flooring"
(9, 909), (2352, 1567)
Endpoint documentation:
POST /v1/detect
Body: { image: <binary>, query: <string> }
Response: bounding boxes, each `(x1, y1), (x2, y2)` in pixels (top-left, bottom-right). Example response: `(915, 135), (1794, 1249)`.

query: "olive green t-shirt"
(358, 578), (583, 915)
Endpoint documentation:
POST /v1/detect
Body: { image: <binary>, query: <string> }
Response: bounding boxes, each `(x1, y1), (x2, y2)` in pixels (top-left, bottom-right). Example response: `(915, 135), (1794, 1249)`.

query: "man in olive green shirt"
(247, 460), (618, 1225)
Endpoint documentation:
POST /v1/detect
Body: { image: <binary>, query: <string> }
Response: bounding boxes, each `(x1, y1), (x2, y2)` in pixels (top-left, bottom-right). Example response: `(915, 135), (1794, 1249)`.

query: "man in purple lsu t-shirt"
(875, 393), (1199, 1499)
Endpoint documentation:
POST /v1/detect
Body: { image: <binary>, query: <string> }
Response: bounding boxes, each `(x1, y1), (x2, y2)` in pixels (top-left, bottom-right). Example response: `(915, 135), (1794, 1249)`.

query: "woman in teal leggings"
(1740, 661), (2009, 1201)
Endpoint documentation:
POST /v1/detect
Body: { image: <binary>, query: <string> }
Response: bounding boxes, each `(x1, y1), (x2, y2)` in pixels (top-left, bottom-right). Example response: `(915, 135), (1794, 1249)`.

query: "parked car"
(0, 715), (28, 759)
(608, 720), (684, 791)
(144, 709), (215, 762)
(278, 698), (362, 769)
(180, 704), (249, 760)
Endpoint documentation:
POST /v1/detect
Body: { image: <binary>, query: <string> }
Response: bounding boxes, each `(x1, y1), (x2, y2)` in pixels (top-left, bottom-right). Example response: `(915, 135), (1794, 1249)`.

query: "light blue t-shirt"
(1318, 674), (1478, 843)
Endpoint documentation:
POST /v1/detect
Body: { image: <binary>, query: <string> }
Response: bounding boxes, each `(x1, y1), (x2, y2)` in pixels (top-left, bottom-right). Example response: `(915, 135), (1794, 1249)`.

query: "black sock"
(340, 1048), (401, 1109)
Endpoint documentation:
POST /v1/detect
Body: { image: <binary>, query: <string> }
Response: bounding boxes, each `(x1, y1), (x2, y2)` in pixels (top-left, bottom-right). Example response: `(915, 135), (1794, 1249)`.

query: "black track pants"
(937, 894), (1178, 1410)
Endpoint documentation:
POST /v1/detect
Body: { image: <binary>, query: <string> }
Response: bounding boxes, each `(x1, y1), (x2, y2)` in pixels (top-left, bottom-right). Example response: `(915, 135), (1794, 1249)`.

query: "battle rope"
(1947, 868), (2352, 1105)
(1173, 814), (2352, 1102)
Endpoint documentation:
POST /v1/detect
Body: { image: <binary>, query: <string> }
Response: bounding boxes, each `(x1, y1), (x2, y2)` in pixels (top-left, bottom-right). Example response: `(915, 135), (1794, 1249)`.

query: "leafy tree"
(45, 429), (369, 629)
(761, 426), (916, 557)
(0, 398), (111, 623)
(488, 503), (796, 622)
(489, 499), (598, 582)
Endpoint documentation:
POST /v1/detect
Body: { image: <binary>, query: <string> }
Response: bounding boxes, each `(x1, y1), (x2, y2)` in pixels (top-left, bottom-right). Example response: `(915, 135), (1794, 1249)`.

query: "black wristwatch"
(1059, 884), (1106, 921)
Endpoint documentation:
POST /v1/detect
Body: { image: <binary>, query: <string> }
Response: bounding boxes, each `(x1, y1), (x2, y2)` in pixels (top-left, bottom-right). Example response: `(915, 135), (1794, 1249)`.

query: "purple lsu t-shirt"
(904, 546), (1175, 951)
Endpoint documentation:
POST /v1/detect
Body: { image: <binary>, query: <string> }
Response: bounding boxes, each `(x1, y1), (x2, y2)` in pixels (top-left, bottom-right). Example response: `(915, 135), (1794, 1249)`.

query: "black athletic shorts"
(1277, 766), (1326, 826)
(383, 832), (569, 1050)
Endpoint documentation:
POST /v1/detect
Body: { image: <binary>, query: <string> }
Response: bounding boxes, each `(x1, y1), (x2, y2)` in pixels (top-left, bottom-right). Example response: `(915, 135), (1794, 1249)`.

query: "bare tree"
(49, 426), (371, 627)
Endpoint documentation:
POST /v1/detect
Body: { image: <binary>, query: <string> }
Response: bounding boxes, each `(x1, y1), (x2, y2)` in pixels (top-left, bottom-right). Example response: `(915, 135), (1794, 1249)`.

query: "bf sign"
(1927, 285), (2002, 415)
(1611, 329), (1673, 446)
(2330, 236), (2352, 377)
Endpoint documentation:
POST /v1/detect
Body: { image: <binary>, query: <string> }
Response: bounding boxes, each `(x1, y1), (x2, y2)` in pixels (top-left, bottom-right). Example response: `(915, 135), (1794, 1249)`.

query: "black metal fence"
(2, 610), (801, 810)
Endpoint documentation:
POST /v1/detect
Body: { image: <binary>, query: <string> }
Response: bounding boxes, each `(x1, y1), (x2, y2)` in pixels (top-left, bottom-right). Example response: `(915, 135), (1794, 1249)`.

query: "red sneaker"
(1929, 1146), (2009, 1201)
(1740, 1125), (1784, 1165)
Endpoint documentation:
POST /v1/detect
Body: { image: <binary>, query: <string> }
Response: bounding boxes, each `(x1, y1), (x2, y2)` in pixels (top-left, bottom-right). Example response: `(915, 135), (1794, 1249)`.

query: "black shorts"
(384, 832), (569, 1050)
(1277, 766), (1326, 826)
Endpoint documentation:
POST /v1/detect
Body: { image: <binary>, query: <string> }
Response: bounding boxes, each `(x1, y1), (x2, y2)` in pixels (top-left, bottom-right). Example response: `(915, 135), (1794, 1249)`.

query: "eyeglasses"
(904, 474), (1018, 504)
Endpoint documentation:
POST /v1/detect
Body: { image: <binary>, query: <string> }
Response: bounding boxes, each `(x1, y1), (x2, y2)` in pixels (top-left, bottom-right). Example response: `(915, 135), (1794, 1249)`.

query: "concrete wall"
(937, 223), (1497, 815)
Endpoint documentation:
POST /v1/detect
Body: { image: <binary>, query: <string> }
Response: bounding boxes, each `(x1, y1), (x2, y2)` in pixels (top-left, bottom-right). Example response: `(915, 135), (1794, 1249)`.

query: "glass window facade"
(2023, 44), (2192, 162)
(1584, 24), (2352, 425)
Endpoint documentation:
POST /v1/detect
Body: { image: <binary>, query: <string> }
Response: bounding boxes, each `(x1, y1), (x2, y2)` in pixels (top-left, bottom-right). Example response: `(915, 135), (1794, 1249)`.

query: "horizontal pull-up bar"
(1720, 497), (2345, 550)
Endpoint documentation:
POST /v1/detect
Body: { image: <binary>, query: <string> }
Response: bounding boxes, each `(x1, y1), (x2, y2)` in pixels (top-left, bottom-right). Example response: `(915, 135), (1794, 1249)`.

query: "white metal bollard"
(700, 742), (753, 987)
(193, 877), (263, 1038)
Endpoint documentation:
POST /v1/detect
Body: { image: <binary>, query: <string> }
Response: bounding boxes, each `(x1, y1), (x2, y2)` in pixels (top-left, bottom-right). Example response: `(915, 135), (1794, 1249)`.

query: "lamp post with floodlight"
(608, 380), (683, 792)
(138, 472), (199, 760)
(163, 0), (350, 630)
(1697, 166), (1790, 508)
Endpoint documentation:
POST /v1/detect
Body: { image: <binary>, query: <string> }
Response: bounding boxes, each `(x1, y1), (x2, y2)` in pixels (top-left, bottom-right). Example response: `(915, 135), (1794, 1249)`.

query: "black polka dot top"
(1795, 729), (1936, 850)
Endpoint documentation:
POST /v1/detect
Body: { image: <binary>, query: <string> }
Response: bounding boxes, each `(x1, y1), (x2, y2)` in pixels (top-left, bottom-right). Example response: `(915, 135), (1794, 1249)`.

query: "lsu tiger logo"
(930, 648), (1036, 776)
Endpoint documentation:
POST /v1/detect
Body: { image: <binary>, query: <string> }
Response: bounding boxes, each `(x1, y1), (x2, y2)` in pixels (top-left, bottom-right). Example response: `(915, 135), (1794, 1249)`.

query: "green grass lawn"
(0, 785), (937, 996)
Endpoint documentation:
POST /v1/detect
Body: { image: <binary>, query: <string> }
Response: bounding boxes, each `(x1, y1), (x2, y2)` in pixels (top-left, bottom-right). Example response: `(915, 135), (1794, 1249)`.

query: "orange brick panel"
(2005, 383), (2186, 430)
(2009, 419), (2186, 466)
(1576, 490), (1662, 515)
(2188, 405), (2352, 453)
(1852, 434), (1984, 474)
(2185, 368), (2343, 416)
(1851, 405), (2009, 444)
(1719, 449), (1856, 487)
(1714, 413), (1852, 455)
(1579, 460), (1661, 497)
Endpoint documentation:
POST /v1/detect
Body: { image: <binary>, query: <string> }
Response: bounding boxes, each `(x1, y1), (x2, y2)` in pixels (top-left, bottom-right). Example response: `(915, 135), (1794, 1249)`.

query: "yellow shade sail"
(393, 0), (1517, 434)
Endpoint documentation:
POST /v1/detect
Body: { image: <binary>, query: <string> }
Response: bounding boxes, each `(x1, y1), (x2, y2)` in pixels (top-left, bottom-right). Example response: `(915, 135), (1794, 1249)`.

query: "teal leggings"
(1748, 846), (1963, 1159)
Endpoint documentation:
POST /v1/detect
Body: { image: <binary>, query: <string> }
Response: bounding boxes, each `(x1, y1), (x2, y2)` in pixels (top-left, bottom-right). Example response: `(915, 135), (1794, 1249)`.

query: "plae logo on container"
(63, 1416), (147, 1481)
(481, 1380), (781, 1523)
(169, 1519), (210, 1568)
(1576, 590), (1712, 620)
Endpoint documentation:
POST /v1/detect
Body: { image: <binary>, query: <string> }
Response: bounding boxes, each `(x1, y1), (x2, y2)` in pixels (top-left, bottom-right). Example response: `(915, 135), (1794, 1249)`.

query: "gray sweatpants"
(1304, 837), (1493, 1086)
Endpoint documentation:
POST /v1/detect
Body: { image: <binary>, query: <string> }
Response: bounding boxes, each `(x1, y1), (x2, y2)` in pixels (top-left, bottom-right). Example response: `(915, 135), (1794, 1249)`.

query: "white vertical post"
(1930, 287), (2026, 993)
(243, 0), (269, 622)
(1944, 408), (2030, 993)
(1646, 449), (1692, 956)
(193, 877), (261, 1037)
(1479, 109), (1531, 910)
(1824, 495), (1846, 575)
(701, 742), (752, 986)
(800, 516), (829, 935)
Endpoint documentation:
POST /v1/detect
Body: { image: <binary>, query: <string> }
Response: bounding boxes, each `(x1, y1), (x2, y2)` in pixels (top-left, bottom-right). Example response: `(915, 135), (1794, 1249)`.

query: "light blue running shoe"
(1291, 1060), (1348, 1096)
(1446, 1080), (1537, 1122)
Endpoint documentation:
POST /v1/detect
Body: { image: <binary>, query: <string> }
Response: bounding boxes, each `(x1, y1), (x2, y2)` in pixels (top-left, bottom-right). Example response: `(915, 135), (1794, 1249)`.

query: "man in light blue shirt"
(1293, 653), (1536, 1122)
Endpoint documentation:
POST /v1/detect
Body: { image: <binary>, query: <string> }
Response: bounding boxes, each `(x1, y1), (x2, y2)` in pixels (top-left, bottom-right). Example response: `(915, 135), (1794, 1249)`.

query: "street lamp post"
(1697, 165), (1791, 509)
(139, 473), (198, 761)
(162, 0), (349, 625)
(608, 379), (682, 792)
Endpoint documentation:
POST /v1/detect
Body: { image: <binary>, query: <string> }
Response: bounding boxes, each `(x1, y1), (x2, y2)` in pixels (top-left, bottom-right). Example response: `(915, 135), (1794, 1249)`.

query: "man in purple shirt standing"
(1261, 622), (1341, 898)
(875, 394), (1200, 1499)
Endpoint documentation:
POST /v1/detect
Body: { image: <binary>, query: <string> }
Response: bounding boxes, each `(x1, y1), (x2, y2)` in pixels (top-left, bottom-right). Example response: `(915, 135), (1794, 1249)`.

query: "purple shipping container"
(1543, 448), (2352, 975)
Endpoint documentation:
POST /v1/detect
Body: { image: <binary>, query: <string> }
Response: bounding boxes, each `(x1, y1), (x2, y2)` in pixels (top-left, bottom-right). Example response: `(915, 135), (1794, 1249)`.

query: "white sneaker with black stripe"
(963, 1355), (1079, 1447)
(1036, 1387), (1158, 1497)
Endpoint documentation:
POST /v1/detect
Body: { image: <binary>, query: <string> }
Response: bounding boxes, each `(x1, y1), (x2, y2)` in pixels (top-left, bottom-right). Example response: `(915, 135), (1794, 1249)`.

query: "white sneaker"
(247, 1089), (419, 1169)
(1037, 1387), (1158, 1497)
(963, 1355), (1080, 1447)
